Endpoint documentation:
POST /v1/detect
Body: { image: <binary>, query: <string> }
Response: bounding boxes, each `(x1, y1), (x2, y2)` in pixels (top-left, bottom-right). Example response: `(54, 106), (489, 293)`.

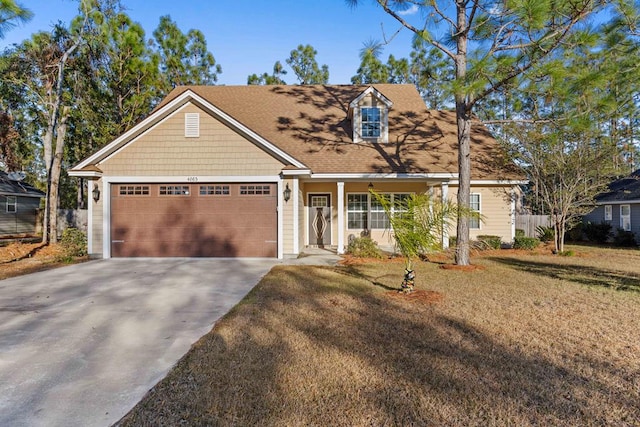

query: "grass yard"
(117, 246), (640, 426)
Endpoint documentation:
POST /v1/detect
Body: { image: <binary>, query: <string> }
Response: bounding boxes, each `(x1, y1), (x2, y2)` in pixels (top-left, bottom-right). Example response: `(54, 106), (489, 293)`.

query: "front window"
(361, 107), (381, 138)
(6, 196), (16, 213)
(469, 194), (481, 229)
(604, 205), (612, 221)
(347, 194), (368, 229)
(347, 193), (411, 230)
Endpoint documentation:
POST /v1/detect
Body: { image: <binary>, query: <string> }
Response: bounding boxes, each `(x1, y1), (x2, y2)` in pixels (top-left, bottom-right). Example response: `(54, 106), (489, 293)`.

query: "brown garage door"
(110, 183), (277, 257)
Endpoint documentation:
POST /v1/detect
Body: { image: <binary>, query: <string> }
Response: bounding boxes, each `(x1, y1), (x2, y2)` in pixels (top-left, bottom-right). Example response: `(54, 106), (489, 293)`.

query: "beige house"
(69, 84), (524, 259)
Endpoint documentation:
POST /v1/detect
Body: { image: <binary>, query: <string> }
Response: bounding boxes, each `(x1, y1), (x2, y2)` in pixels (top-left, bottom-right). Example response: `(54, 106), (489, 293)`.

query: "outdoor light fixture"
(283, 183), (291, 202)
(92, 184), (100, 203)
(368, 182), (374, 191)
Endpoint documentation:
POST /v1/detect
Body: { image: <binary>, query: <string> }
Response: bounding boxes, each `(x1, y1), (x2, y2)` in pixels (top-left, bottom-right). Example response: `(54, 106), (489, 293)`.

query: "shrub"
(59, 228), (88, 259)
(515, 229), (525, 238)
(559, 250), (575, 257)
(613, 229), (637, 247)
(536, 226), (554, 243)
(513, 236), (540, 250)
(565, 224), (583, 242)
(449, 235), (457, 247)
(583, 222), (612, 244)
(347, 236), (383, 258)
(476, 235), (502, 250)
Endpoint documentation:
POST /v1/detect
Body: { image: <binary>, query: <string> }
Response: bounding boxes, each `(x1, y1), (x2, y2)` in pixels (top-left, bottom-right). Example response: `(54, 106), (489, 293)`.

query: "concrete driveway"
(0, 258), (277, 427)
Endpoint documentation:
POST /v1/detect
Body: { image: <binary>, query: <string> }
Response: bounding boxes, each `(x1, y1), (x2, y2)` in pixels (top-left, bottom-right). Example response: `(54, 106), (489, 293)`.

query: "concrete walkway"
(0, 258), (276, 427)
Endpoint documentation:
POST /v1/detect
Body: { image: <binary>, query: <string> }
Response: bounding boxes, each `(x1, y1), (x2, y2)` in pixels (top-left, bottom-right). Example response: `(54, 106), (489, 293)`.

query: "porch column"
(337, 181), (345, 254)
(292, 177), (299, 254)
(441, 182), (449, 249)
(510, 188), (517, 241)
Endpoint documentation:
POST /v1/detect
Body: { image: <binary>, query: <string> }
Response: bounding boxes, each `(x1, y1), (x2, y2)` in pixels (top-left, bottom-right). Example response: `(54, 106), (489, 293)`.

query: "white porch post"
(292, 177), (299, 254)
(87, 180), (93, 256)
(277, 179), (284, 259)
(510, 188), (517, 241)
(441, 182), (449, 249)
(337, 181), (345, 254)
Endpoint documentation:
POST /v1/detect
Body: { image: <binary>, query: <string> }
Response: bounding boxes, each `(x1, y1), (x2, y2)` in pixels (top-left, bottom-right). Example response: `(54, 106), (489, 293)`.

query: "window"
(185, 113), (199, 137)
(621, 205), (631, 231)
(119, 185), (150, 196)
(159, 185), (190, 195)
(199, 185), (230, 195)
(348, 194), (368, 229)
(6, 196), (16, 213)
(370, 194), (390, 229)
(469, 193), (481, 229)
(604, 205), (612, 221)
(240, 185), (271, 195)
(347, 193), (411, 230)
(361, 107), (381, 138)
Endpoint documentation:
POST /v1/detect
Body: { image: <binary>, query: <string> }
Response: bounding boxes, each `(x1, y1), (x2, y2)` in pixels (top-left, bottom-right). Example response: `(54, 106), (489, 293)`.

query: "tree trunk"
(453, 1), (471, 266)
(48, 113), (68, 243)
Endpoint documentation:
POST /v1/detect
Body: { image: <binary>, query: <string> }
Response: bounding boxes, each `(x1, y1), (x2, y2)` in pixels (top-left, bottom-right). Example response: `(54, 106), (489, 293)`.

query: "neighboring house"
(584, 169), (640, 240)
(0, 171), (45, 236)
(69, 84), (525, 259)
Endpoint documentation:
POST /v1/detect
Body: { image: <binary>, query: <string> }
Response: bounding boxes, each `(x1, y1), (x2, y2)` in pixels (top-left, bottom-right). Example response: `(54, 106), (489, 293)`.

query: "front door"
(309, 194), (331, 247)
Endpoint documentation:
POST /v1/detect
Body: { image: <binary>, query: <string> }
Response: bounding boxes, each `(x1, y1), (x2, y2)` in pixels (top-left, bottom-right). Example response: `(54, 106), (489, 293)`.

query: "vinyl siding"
(0, 196), (40, 235)
(99, 103), (285, 177)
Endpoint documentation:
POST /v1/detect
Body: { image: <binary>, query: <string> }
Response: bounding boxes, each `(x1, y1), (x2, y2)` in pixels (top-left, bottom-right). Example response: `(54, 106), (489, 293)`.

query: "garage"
(110, 183), (277, 257)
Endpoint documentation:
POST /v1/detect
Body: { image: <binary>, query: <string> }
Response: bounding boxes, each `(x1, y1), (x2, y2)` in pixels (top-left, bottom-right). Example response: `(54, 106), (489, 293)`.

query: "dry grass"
(117, 246), (640, 426)
(0, 242), (75, 280)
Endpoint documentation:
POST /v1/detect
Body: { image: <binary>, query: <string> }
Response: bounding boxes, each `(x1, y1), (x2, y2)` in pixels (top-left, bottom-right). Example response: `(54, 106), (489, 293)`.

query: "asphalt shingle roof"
(157, 84), (521, 180)
(596, 169), (640, 202)
(0, 172), (45, 198)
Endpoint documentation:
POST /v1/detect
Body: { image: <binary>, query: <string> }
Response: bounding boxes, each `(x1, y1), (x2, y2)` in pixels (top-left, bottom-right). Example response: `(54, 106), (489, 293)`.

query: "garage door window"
(159, 185), (190, 195)
(199, 185), (230, 195)
(240, 185), (270, 195)
(119, 185), (150, 196)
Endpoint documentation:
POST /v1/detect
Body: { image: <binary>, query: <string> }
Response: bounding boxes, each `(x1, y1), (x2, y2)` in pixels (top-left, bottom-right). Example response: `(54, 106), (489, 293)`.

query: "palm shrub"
(536, 225), (555, 243)
(370, 190), (480, 292)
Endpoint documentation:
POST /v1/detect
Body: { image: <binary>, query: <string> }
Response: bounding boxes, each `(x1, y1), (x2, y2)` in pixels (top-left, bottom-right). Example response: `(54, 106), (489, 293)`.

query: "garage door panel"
(111, 183), (277, 257)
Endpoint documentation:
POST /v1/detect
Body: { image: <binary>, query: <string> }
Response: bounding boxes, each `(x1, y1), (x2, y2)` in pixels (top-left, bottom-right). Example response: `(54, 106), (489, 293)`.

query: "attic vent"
(185, 113), (200, 138)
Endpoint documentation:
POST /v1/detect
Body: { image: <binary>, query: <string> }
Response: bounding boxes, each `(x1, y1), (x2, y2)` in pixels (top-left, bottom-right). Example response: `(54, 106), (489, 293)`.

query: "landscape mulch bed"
(384, 289), (444, 304)
(0, 242), (77, 280)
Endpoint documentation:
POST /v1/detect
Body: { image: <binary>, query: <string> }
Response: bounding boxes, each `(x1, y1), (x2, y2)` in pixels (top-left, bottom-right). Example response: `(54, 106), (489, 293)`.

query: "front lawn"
(117, 246), (640, 426)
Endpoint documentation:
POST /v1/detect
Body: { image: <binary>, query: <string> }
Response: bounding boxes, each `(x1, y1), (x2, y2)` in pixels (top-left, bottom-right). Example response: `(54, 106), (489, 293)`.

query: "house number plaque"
(187, 176), (198, 182)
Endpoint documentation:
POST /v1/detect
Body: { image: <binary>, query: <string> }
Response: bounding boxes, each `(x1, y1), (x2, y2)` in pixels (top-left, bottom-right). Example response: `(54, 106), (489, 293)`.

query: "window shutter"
(185, 113), (200, 138)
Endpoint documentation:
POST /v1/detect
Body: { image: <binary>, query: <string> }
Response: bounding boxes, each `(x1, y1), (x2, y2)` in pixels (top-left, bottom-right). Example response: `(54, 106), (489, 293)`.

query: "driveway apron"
(0, 258), (276, 427)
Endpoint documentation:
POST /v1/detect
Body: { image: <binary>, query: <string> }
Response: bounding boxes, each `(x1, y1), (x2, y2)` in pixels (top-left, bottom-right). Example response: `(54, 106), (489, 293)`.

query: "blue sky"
(2, 0), (419, 85)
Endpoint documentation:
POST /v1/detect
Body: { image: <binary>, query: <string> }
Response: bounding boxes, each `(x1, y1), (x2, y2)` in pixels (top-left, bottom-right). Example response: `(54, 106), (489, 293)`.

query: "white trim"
(292, 178), (299, 255)
(102, 178), (111, 258)
(442, 182), (449, 249)
(620, 204), (631, 232)
(68, 170), (102, 178)
(348, 86), (393, 109)
(278, 180), (284, 259)
(510, 189), (516, 240)
(604, 204), (612, 221)
(470, 193), (481, 230)
(281, 169), (311, 176)
(73, 91), (306, 171)
(87, 181), (93, 255)
(310, 173), (456, 180)
(597, 200), (640, 205)
(337, 182), (344, 254)
(449, 179), (528, 185)
(103, 175), (278, 183)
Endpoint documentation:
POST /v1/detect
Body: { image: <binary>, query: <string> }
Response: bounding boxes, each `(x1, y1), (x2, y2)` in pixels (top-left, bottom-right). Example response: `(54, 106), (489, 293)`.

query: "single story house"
(69, 84), (524, 259)
(584, 169), (640, 240)
(0, 171), (45, 236)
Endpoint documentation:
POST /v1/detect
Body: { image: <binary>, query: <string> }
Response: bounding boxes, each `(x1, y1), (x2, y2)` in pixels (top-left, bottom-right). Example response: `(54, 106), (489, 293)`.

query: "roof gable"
(0, 172), (45, 198)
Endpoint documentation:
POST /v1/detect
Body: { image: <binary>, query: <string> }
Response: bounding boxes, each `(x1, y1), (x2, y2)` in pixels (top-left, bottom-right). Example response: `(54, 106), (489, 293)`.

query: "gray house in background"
(0, 171), (45, 237)
(584, 169), (640, 241)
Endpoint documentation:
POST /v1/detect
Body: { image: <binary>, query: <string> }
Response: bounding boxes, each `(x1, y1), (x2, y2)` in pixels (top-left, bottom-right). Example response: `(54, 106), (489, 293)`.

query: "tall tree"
(285, 44), (329, 84)
(351, 40), (389, 83)
(409, 39), (453, 109)
(152, 15), (221, 95)
(247, 60), (287, 85)
(348, 0), (612, 265)
(0, 0), (32, 39)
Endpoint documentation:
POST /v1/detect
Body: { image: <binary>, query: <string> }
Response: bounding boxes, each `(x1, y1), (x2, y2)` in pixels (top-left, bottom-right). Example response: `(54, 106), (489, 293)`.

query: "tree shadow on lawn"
(488, 256), (640, 292)
(118, 265), (639, 426)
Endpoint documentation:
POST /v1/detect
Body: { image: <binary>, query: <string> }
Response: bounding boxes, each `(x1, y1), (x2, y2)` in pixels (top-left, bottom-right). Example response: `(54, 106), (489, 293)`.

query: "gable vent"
(185, 113), (200, 138)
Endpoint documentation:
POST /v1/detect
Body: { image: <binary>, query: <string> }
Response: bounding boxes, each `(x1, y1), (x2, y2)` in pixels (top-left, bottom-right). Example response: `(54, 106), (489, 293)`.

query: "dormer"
(349, 86), (393, 144)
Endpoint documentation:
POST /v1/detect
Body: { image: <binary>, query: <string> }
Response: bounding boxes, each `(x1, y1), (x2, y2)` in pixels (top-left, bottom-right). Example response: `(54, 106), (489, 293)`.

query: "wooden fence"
(515, 214), (550, 237)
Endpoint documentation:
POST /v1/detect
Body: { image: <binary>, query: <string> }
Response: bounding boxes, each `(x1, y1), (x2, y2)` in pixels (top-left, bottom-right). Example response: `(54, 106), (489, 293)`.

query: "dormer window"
(361, 107), (381, 138)
(349, 86), (392, 144)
